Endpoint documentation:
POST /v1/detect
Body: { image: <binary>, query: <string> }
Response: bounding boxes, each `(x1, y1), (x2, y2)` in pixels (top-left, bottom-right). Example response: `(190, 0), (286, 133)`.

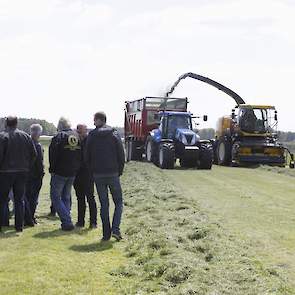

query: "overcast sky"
(1, 0), (295, 131)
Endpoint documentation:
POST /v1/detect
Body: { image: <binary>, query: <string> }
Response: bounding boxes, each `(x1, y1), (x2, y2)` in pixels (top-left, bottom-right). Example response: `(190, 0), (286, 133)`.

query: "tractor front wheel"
(158, 143), (175, 169)
(198, 144), (213, 169)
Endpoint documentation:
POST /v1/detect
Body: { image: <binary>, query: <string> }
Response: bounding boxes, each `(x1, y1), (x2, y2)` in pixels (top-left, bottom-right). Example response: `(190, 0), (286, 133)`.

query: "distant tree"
(277, 131), (295, 142)
(0, 117), (57, 135)
(197, 128), (216, 140)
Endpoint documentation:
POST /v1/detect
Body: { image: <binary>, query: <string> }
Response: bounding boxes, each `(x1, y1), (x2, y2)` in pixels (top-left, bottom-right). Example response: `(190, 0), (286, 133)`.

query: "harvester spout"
(165, 72), (246, 106)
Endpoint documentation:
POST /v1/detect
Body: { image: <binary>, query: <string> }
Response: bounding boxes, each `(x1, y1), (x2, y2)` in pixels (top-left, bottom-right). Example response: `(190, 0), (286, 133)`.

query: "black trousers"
(0, 172), (27, 230)
(24, 176), (43, 224)
(73, 171), (97, 226)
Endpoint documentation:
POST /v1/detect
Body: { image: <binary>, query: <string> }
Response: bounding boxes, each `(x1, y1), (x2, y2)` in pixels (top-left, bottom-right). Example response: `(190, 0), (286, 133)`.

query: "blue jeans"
(50, 174), (75, 228)
(94, 176), (123, 238)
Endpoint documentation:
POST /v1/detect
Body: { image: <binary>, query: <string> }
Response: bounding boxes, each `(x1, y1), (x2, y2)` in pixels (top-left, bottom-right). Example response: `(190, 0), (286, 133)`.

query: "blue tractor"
(145, 111), (213, 169)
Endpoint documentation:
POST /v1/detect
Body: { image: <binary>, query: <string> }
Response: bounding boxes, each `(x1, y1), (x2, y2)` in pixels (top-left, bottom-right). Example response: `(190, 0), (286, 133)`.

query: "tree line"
(0, 118), (57, 135)
(1, 118), (294, 142)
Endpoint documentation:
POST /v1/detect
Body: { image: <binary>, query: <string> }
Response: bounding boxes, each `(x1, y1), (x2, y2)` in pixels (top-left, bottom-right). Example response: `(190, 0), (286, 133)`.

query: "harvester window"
(239, 108), (268, 133)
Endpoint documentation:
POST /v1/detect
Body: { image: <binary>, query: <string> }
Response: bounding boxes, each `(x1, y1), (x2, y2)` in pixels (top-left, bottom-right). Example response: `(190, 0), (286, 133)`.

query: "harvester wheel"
(212, 140), (219, 164)
(159, 143), (175, 169)
(198, 144), (213, 169)
(217, 138), (231, 165)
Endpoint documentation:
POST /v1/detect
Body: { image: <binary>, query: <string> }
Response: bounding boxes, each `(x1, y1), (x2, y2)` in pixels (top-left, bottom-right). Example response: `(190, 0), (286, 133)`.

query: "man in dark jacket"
(49, 117), (82, 231)
(86, 112), (125, 241)
(24, 124), (45, 225)
(0, 116), (37, 232)
(74, 124), (97, 228)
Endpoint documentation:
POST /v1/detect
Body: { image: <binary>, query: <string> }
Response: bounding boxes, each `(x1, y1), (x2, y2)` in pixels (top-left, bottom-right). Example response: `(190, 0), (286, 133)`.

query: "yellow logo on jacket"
(65, 135), (80, 151)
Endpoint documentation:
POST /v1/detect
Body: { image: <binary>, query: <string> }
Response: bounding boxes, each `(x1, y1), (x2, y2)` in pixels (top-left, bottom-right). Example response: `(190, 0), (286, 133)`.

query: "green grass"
(1, 143), (295, 294)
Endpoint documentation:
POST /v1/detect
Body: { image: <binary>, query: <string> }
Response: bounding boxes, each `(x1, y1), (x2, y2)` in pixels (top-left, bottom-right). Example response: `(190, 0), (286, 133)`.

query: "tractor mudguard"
(150, 129), (162, 143)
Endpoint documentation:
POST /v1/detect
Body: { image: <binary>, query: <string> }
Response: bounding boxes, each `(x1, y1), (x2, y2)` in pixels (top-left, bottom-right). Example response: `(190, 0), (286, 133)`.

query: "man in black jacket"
(49, 117), (82, 231)
(24, 124), (45, 225)
(86, 112), (125, 241)
(0, 116), (37, 232)
(74, 124), (97, 228)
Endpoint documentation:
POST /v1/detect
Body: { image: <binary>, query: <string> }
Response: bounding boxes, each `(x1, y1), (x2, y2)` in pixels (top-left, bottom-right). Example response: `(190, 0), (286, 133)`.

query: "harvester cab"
(215, 104), (295, 168)
(232, 105), (278, 135)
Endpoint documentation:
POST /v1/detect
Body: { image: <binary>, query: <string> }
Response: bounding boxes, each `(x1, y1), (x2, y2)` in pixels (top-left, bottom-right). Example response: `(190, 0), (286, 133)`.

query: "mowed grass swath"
(1, 140), (295, 294)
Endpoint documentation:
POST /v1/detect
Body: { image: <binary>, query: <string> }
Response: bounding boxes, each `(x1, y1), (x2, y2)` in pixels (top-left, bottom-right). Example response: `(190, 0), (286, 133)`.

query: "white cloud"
(0, 0), (295, 130)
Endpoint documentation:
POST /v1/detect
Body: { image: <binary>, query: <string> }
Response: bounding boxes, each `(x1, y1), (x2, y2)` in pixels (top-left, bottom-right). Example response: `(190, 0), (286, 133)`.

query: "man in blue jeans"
(49, 117), (82, 231)
(86, 112), (125, 241)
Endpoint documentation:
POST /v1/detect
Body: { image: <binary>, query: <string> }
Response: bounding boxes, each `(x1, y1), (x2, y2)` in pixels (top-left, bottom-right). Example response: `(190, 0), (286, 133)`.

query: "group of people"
(0, 112), (125, 241)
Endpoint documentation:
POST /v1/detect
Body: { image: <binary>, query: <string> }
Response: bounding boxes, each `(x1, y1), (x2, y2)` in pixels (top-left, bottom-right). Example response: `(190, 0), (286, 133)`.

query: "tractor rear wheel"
(146, 138), (153, 162)
(146, 137), (159, 165)
(217, 138), (231, 165)
(198, 144), (213, 169)
(158, 143), (175, 169)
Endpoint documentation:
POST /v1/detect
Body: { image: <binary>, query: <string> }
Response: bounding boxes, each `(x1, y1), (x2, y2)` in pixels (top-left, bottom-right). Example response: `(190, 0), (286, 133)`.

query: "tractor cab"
(232, 105), (277, 136)
(158, 112), (193, 139)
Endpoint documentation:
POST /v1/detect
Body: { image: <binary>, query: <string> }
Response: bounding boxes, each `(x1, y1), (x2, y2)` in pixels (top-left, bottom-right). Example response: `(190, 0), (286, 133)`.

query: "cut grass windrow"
(115, 162), (294, 295)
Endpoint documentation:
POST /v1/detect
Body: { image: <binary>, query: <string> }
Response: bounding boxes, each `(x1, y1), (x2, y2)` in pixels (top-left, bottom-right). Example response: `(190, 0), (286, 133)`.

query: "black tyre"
(125, 140), (142, 162)
(125, 140), (131, 162)
(145, 137), (159, 165)
(217, 138), (231, 165)
(198, 144), (213, 169)
(180, 157), (198, 168)
(158, 143), (175, 169)
(211, 140), (219, 164)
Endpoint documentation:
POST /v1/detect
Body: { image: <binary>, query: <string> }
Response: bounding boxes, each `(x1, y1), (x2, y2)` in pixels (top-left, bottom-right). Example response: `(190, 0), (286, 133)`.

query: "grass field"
(1, 144), (295, 294)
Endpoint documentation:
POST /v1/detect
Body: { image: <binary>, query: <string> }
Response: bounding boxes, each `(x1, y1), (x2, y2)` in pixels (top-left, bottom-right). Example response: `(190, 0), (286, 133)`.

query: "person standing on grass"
(74, 124), (97, 229)
(24, 124), (45, 225)
(0, 116), (37, 232)
(49, 117), (82, 231)
(85, 112), (125, 241)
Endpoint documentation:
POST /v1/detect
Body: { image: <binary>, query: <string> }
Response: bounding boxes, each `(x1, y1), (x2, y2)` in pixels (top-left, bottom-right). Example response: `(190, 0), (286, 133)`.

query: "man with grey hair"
(24, 124), (44, 225)
(49, 117), (82, 231)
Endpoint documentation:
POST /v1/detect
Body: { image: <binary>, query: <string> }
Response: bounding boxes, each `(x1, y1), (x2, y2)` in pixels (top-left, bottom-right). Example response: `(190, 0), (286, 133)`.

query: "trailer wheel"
(198, 144), (213, 169)
(125, 140), (131, 162)
(125, 140), (142, 162)
(159, 143), (175, 169)
(217, 138), (231, 165)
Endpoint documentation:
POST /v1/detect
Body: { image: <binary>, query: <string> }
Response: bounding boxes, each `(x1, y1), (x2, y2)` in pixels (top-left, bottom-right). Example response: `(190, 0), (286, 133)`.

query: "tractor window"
(167, 115), (191, 138)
